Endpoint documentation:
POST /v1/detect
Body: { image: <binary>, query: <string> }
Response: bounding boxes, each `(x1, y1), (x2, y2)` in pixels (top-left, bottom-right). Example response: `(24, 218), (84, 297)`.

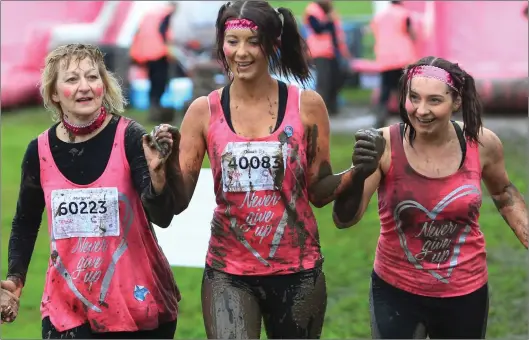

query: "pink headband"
(408, 65), (458, 91)
(225, 18), (258, 31)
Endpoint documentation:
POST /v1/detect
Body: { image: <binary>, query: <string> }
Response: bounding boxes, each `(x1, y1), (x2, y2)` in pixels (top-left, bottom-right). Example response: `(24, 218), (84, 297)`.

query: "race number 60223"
(56, 200), (108, 216)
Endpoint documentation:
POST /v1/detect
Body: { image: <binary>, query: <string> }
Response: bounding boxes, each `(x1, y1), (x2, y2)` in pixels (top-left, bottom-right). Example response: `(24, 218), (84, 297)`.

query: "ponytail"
(275, 7), (312, 88)
(215, 2), (230, 42)
(459, 72), (483, 145)
(215, 2), (231, 78)
(214, 1), (313, 88)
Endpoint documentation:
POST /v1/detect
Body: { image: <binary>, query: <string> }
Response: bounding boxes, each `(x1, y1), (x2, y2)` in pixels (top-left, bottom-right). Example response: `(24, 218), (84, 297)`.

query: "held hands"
(142, 124), (181, 194)
(1, 280), (20, 324)
(142, 124), (181, 173)
(352, 128), (386, 179)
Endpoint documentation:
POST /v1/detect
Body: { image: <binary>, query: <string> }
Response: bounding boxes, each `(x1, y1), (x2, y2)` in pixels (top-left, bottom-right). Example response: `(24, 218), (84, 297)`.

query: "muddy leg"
(261, 267), (328, 339)
(201, 267), (262, 339)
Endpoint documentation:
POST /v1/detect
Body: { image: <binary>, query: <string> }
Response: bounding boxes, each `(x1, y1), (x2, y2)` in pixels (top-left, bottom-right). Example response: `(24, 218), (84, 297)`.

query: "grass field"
(1, 107), (527, 339)
(1, 1), (528, 339)
(269, 0), (372, 16)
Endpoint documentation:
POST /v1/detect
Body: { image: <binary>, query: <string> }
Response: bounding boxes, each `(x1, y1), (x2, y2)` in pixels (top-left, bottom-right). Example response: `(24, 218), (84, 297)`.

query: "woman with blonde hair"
(2, 43), (181, 338)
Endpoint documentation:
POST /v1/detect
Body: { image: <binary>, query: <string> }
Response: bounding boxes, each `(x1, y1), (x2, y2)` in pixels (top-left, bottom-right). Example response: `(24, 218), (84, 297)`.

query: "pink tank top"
(375, 123), (487, 297)
(38, 117), (178, 333)
(205, 84), (323, 276)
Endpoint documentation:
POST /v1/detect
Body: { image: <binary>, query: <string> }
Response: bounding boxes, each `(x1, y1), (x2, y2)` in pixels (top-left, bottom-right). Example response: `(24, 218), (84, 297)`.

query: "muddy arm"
(482, 129), (528, 249)
(7, 140), (44, 293)
(301, 90), (366, 208)
(168, 97), (209, 214)
(333, 128), (388, 228)
(125, 121), (179, 228)
(332, 167), (382, 228)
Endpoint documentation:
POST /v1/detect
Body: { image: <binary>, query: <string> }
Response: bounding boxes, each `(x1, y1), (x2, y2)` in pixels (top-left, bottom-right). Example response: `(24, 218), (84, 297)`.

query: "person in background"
(304, 0), (352, 116)
(130, 1), (178, 123)
(2, 43), (181, 339)
(158, 1), (380, 338)
(333, 56), (528, 338)
(370, 0), (417, 128)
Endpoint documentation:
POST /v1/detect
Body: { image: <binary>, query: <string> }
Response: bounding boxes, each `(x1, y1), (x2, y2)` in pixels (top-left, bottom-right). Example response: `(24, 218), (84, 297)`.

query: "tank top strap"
(388, 123), (406, 174)
(207, 89), (223, 121)
(113, 116), (130, 171)
(282, 85), (302, 132)
(37, 129), (54, 182)
(285, 84), (301, 115)
(116, 115), (130, 138)
(462, 136), (481, 174)
(37, 129), (51, 160)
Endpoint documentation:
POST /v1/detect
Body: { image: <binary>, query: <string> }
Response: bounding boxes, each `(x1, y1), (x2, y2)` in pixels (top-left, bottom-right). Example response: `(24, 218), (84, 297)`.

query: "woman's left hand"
(142, 124), (181, 192)
(0, 284), (20, 324)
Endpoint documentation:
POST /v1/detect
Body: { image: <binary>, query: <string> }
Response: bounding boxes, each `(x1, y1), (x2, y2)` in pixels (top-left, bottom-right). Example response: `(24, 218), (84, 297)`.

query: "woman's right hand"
(1, 286), (20, 324)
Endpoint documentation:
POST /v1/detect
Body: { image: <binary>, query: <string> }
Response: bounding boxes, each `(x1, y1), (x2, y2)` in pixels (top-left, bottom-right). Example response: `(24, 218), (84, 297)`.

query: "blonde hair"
(39, 43), (127, 120)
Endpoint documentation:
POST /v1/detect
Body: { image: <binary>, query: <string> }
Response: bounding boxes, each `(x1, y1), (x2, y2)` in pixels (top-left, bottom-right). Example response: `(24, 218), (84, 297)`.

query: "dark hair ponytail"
(458, 71), (483, 145)
(215, 2), (230, 47)
(275, 7), (312, 87)
(215, 1), (312, 88)
(398, 56), (483, 146)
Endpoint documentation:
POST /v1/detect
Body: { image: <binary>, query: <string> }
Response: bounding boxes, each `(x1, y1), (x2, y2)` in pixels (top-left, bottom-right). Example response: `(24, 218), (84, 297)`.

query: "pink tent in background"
(0, 1), (133, 109)
(1, 1), (104, 108)
(354, 1), (528, 113)
(2, 1), (527, 113)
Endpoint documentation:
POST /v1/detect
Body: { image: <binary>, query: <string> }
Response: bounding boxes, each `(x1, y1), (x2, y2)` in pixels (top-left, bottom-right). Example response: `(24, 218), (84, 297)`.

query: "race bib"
(51, 187), (120, 240)
(221, 141), (287, 192)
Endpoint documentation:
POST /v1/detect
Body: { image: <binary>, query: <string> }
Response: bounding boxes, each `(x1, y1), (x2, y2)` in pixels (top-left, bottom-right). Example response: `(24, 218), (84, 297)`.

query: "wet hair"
(39, 43), (126, 121)
(215, 0), (312, 87)
(398, 56), (483, 146)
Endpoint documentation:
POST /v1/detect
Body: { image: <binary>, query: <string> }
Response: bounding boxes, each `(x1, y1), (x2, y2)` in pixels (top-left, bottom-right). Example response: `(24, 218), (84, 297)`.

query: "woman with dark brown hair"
(164, 1), (384, 338)
(334, 56), (528, 339)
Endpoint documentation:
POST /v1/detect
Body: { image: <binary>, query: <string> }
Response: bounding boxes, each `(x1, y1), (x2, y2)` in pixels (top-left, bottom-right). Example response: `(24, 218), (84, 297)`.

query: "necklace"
(62, 107), (108, 135)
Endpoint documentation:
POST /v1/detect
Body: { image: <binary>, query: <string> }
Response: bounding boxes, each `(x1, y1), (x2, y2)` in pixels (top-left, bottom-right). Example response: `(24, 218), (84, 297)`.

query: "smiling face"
(223, 28), (269, 81)
(406, 77), (461, 137)
(52, 57), (104, 118)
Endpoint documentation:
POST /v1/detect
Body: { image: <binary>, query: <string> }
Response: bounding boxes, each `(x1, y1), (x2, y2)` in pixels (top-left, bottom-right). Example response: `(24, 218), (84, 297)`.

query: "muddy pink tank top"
(375, 124), (487, 297)
(205, 84), (323, 275)
(37, 117), (178, 333)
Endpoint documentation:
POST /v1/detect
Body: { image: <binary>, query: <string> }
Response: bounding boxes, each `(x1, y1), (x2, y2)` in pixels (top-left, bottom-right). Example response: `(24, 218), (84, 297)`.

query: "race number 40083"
(51, 187), (120, 240)
(221, 141), (287, 192)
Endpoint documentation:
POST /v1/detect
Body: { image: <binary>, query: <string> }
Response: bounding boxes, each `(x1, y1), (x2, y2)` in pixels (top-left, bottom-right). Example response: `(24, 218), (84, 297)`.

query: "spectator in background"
(130, 1), (178, 123)
(304, 0), (352, 116)
(370, 0), (417, 128)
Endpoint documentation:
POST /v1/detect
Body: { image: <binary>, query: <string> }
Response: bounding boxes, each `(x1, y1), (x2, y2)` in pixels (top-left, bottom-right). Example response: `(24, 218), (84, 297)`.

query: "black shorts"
(369, 270), (489, 339)
(201, 265), (327, 339)
(42, 317), (176, 339)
